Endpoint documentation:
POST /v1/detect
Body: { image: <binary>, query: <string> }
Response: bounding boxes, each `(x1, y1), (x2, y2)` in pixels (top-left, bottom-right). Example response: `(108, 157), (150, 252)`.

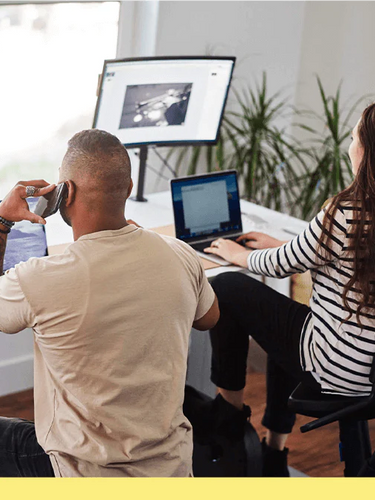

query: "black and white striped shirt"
(247, 204), (375, 396)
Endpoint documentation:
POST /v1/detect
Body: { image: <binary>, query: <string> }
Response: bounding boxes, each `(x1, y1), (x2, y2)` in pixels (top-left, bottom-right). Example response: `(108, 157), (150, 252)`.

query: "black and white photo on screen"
(119, 82), (193, 129)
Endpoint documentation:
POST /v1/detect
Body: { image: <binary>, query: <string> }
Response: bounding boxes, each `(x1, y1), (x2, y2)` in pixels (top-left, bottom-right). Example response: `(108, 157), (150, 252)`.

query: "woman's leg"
(209, 276), (250, 411)
(210, 272), (316, 447)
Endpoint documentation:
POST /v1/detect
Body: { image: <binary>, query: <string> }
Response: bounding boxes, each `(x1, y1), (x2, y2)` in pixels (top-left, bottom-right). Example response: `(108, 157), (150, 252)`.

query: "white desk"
(46, 190), (307, 244)
(46, 190), (308, 301)
(47, 190), (308, 281)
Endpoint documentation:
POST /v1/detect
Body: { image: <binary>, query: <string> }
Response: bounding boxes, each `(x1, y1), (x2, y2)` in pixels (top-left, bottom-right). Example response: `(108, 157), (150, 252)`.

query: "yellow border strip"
(2, 478), (375, 500)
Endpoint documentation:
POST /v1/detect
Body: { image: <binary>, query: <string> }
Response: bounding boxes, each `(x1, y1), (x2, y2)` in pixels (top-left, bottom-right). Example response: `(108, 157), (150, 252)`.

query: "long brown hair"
(320, 103), (375, 324)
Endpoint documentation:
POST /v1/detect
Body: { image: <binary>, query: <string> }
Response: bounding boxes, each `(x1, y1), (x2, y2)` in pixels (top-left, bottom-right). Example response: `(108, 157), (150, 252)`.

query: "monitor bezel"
(93, 55), (236, 148)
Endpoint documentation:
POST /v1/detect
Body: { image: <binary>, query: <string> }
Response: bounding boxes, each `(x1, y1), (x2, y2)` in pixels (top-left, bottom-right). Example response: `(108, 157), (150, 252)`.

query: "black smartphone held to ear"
(33, 182), (68, 219)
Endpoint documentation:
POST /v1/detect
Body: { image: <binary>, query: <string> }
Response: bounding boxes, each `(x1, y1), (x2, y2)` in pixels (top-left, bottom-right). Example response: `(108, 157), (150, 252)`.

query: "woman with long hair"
(203, 103), (375, 476)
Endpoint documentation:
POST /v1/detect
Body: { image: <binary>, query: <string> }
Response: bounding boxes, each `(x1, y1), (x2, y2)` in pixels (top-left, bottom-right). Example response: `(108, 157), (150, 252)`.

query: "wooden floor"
(0, 388), (34, 421)
(1, 373), (374, 477)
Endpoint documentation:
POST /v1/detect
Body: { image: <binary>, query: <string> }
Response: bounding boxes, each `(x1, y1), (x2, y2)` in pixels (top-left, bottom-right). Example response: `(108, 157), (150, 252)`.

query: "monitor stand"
(131, 145), (148, 202)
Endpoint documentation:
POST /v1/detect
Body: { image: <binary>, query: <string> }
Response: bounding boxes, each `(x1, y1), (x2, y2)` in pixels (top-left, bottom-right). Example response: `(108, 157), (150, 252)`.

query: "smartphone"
(33, 182), (68, 218)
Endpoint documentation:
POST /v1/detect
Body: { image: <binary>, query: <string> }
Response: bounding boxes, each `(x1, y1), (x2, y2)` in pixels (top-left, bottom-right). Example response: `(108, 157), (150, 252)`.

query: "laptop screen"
(171, 170), (242, 242)
(3, 199), (48, 272)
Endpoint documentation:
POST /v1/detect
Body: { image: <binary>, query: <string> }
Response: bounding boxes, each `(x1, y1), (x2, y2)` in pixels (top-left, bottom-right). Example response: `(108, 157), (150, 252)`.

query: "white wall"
(124, 1), (375, 197)
(156, 1), (306, 103)
(0, 330), (34, 396)
(125, 1), (307, 196)
(295, 1), (375, 130)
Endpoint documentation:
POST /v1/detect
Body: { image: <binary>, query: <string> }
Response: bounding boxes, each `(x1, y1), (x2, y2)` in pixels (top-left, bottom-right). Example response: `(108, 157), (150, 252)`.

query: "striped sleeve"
(247, 205), (347, 278)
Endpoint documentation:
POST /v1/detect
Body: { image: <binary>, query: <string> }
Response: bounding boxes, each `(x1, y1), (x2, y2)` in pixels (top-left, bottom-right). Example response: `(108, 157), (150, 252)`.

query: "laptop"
(170, 170), (243, 262)
(3, 198), (48, 272)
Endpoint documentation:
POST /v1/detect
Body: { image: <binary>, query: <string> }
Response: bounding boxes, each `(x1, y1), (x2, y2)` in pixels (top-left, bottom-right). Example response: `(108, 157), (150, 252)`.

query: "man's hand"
(204, 238), (250, 267)
(0, 180), (56, 225)
(236, 232), (287, 249)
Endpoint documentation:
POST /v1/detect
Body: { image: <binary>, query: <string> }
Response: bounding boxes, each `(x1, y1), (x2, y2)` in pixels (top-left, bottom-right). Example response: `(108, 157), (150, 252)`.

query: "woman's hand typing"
(236, 232), (287, 249)
(203, 239), (251, 267)
(203, 232), (287, 267)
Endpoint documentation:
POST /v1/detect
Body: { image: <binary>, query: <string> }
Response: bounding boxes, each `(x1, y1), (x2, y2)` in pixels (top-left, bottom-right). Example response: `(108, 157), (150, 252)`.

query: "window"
(0, 2), (119, 196)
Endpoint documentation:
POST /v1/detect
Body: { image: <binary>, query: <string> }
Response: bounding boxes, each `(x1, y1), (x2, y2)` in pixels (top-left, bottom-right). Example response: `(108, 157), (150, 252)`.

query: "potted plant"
(166, 73), (308, 215)
(294, 77), (367, 220)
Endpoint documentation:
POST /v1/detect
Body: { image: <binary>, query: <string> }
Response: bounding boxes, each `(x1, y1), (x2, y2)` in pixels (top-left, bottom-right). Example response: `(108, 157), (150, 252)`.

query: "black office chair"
(288, 357), (375, 476)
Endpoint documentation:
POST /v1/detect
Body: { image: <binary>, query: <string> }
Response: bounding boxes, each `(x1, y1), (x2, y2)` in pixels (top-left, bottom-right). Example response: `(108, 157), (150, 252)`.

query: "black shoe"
(358, 455), (375, 477)
(183, 387), (250, 440)
(261, 438), (290, 477)
(211, 393), (251, 440)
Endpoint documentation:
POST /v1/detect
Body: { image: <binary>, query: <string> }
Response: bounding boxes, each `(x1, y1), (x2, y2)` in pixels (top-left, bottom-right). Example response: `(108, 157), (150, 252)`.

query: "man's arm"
(0, 180), (55, 333)
(0, 180), (56, 275)
(192, 295), (220, 331)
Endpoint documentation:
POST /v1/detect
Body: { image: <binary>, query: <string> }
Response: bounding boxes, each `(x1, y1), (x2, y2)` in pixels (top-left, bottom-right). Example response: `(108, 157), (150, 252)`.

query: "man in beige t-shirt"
(0, 130), (219, 477)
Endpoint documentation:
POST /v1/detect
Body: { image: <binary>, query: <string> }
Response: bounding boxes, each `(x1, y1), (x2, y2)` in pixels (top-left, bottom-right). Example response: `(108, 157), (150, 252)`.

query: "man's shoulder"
(11, 247), (88, 311)
(13, 247), (80, 282)
(134, 228), (198, 259)
(160, 235), (200, 261)
(158, 236), (204, 284)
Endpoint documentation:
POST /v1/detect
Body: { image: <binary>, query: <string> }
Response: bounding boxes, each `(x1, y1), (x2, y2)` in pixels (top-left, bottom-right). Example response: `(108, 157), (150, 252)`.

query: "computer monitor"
(3, 199), (48, 272)
(93, 56), (236, 148)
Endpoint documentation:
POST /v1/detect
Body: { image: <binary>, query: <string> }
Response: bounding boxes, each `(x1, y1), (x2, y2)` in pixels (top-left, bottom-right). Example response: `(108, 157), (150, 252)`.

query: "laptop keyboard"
(190, 235), (241, 252)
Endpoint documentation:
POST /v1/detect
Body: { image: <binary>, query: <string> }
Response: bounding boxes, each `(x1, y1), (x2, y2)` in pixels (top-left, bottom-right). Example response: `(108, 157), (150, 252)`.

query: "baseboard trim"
(0, 354), (33, 397)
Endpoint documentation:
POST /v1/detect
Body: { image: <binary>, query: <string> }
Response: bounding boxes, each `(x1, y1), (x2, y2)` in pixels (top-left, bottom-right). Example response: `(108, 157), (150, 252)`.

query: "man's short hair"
(63, 129), (131, 195)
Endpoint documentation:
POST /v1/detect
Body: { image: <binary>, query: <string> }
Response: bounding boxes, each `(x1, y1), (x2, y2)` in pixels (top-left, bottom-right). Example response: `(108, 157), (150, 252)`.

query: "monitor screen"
(171, 170), (242, 242)
(93, 56), (236, 147)
(3, 199), (48, 272)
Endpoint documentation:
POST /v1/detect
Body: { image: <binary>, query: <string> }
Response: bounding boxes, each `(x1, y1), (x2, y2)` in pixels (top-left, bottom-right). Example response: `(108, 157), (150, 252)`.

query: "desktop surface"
(44, 190), (308, 278)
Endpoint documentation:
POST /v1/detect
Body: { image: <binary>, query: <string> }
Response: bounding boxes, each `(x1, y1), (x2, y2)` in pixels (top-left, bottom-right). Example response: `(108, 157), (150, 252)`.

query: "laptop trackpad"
(196, 251), (232, 266)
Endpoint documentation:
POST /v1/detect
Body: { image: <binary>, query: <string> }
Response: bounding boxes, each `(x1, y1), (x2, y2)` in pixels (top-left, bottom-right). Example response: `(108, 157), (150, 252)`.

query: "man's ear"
(64, 180), (76, 207)
(126, 179), (134, 200)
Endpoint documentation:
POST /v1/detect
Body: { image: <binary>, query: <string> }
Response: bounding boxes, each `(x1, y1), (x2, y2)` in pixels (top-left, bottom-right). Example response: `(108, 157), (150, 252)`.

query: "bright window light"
(0, 2), (120, 196)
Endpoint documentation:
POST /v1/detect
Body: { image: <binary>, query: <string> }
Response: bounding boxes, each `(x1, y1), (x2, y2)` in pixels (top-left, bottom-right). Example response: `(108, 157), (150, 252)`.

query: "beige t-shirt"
(0, 225), (215, 477)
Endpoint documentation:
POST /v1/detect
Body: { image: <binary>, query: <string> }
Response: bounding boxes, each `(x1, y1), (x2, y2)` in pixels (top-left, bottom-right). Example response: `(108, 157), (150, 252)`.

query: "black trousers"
(0, 417), (54, 477)
(210, 272), (321, 434)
